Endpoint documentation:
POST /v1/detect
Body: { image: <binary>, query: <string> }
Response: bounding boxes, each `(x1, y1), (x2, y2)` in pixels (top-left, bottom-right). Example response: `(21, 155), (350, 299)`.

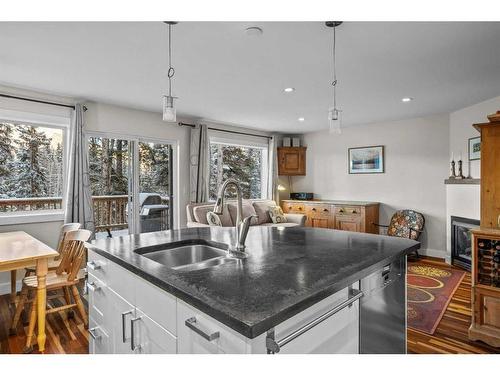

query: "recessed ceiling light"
(284, 87), (295, 93)
(298, 117), (305, 122)
(401, 97), (413, 102)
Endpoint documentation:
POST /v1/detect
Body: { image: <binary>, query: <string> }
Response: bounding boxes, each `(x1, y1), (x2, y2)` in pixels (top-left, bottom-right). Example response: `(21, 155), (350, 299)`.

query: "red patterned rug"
(407, 264), (466, 334)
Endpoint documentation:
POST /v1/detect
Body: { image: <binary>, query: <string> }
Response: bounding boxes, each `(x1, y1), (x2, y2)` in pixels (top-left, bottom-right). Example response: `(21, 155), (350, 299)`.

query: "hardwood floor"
(407, 257), (500, 354)
(0, 257), (498, 354)
(0, 288), (88, 354)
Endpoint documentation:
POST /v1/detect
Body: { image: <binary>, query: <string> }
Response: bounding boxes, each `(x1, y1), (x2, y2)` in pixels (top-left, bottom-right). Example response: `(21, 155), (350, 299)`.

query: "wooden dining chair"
(9, 223), (82, 305)
(10, 229), (91, 352)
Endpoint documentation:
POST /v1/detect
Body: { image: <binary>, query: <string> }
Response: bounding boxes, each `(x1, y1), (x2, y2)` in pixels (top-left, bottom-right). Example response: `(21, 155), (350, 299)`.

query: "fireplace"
(451, 216), (480, 271)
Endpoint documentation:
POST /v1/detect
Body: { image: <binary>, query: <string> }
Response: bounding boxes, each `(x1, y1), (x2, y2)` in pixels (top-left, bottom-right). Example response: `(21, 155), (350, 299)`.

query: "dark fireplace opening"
(451, 216), (480, 271)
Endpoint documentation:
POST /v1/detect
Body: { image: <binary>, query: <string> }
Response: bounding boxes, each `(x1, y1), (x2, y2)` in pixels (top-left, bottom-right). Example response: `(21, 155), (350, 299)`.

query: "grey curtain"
(64, 104), (95, 233)
(268, 134), (279, 203)
(189, 124), (209, 203)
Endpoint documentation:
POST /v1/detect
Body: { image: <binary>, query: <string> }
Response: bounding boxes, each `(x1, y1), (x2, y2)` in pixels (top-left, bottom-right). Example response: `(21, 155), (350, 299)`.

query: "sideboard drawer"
(306, 204), (333, 218)
(335, 206), (362, 216)
(283, 202), (305, 214)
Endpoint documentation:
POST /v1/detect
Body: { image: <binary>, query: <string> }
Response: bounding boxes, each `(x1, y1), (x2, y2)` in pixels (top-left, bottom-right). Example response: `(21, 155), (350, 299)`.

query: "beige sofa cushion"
(227, 200), (259, 226)
(193, 205), (233, 227)
(252, 200), (277, 225)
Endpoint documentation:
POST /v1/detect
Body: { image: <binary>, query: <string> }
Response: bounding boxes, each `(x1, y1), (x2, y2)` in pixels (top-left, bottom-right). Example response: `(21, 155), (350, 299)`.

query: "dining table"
(0, 231), (58, 353)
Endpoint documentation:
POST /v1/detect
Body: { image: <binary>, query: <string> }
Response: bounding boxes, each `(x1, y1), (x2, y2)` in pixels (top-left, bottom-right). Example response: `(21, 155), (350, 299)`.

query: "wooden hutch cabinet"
(468, 111), (500, 347)
(277, 147), (306, 176)
(469, 229), (500, 347)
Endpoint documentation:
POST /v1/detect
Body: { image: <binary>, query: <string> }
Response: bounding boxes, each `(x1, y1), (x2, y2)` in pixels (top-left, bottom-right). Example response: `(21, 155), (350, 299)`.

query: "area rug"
(407, 264), (466, 334)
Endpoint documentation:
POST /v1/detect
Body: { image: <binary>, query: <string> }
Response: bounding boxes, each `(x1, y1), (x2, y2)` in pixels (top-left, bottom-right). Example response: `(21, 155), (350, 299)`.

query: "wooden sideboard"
(281, 199), (379, 234)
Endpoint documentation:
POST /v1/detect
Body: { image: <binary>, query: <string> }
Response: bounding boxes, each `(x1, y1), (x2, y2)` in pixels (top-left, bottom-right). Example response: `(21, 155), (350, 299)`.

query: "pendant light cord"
(167, 23), (175, 97)
(331, 25), (337, 109)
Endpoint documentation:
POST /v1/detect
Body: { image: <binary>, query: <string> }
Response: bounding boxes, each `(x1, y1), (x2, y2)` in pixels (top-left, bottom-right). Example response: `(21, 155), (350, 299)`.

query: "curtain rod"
(178, 122), (272, 140)
(0, 93), (87, 111)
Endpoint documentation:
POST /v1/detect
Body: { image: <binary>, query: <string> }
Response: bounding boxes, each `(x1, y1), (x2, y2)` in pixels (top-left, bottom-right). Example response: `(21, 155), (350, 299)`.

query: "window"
(0, 121), (66, 215)
(209, 135), (269, 201)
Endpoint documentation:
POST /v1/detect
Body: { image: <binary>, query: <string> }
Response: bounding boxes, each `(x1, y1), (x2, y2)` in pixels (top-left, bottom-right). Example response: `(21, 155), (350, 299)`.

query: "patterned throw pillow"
(206, 211), (222, 227)
(268, 206), (287, 224)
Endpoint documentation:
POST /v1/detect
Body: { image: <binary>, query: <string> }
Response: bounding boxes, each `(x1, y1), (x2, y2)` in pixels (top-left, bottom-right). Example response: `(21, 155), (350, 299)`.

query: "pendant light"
(326, 21), (343, 134)
(163, 21), (178, 122)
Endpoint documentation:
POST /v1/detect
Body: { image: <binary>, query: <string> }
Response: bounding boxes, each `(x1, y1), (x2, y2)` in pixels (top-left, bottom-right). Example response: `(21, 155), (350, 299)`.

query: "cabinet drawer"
(87, 250), (111, 283)
(306, 204), (333, 218)
(177, 300), (247, 354)
(272, 286), (359, 354)
(335, 206), (362, 216)
(136, 309), (177, 354)
(87, 273), (112, 330)
(282, 202), (305, 214)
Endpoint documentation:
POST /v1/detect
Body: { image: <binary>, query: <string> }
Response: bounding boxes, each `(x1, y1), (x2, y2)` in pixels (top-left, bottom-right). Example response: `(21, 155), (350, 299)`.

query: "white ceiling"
(1, 22), (499, 133)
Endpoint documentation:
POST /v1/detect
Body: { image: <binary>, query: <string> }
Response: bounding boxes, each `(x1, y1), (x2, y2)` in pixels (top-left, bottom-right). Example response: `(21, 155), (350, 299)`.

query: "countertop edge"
(281, 199), (380, 206)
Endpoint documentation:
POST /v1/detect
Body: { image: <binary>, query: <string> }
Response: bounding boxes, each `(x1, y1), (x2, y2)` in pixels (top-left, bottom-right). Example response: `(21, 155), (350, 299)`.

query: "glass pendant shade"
(162, 95), (176, 122)
(328, 108), (342, 134)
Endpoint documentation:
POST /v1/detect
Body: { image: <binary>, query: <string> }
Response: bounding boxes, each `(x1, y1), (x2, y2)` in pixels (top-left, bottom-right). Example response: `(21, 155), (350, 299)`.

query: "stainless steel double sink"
(135, 240), (236, 272)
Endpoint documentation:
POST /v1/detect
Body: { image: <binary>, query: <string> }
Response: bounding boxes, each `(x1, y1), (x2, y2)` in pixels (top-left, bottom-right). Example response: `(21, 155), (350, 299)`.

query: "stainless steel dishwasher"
(360, 255), (406, 354)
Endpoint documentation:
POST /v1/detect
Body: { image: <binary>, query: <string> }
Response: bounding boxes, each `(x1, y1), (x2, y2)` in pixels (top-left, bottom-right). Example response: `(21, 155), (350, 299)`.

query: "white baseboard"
(0, 280), (22, 296)
(419, 248), (449, 262)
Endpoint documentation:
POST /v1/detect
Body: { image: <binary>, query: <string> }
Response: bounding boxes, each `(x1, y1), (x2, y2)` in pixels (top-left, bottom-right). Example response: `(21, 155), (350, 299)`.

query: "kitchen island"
(85, 226), (419, 354)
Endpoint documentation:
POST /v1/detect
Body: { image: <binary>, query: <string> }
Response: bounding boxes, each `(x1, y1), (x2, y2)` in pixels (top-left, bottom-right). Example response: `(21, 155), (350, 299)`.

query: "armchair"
(373, 209), (425, 258)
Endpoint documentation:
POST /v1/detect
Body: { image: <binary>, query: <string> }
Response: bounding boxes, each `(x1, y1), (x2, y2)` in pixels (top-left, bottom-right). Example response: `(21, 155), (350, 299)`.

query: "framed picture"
(348, 145), (385, 174)
(468, 136), (481, 161)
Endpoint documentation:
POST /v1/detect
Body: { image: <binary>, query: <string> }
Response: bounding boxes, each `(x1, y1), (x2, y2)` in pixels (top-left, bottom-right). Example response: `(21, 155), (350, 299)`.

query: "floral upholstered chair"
(373, 209), (425, 258)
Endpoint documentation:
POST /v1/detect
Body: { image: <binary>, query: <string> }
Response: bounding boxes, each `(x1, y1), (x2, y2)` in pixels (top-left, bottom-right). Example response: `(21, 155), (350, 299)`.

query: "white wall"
(449, 95), (500, 178)
(292, 114), (450, 259)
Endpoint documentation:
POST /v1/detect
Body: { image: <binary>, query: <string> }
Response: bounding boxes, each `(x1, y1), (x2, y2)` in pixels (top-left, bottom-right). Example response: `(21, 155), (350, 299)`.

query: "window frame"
(0, 109), (70, 225)
(208, 132), (270, 202)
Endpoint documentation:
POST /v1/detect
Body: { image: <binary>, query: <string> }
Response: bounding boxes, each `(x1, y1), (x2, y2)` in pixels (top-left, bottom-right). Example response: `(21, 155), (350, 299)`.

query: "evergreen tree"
(0, 123), (14, 198)
(10, 125), (51, 198)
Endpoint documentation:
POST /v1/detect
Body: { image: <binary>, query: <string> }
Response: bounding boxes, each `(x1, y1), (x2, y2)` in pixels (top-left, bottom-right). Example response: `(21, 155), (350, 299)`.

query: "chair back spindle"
(56, 229), (92, 281)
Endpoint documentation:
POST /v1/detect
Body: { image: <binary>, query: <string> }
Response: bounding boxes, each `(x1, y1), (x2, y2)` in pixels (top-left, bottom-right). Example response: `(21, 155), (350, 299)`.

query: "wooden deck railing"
(0, 195), (169, 234)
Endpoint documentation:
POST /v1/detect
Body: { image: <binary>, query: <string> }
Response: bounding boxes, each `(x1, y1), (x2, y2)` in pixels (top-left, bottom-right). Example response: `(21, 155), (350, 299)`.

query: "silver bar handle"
(266, 289), (363, 353)
(121, 310), (133, 343)
(87, 261), (101, 271)
(86, 281), (100, 292)
(130, 316), (142, 351)
(88, 327), (101, 340)
(185, 317), (220, 341)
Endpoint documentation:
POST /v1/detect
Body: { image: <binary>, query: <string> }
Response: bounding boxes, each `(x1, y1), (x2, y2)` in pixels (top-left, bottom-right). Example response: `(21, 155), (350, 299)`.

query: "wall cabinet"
(282, 200), (379, 234)
(278, 147), (306, 176)
(87, 249), (361, 354)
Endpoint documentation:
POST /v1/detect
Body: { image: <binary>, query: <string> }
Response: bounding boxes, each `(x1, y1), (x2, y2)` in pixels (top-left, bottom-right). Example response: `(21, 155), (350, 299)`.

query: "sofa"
(186, 199), (307, 228)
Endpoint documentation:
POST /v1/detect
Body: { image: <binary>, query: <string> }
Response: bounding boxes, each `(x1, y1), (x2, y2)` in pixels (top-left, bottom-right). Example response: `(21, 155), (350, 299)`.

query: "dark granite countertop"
(281, 199), (379, 206)
(86, 226), (419, 339)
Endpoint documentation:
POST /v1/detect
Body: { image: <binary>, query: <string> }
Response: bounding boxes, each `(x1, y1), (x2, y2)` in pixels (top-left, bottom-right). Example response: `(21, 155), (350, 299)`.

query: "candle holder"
(456, 159), (465, 179)
(449, 160), (456, 179)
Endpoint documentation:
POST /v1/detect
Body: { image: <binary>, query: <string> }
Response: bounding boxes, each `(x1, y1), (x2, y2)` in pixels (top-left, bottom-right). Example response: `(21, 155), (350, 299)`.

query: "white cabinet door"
(107, 288), (136, 354)
(134, 309), (177, 354)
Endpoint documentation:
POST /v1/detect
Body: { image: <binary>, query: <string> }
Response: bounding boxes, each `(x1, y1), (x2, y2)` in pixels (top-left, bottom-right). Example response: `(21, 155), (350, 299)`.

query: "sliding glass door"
(87, 134), (175, 238)
(137, 141), (173, 234)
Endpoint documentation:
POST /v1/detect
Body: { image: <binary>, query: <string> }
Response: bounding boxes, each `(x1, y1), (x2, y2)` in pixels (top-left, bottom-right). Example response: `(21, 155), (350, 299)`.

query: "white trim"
(0, 108), (70, 127)
(419, 247), (448, 261)
(0, 210), (64, 225)
(0, 280), (23, 296)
